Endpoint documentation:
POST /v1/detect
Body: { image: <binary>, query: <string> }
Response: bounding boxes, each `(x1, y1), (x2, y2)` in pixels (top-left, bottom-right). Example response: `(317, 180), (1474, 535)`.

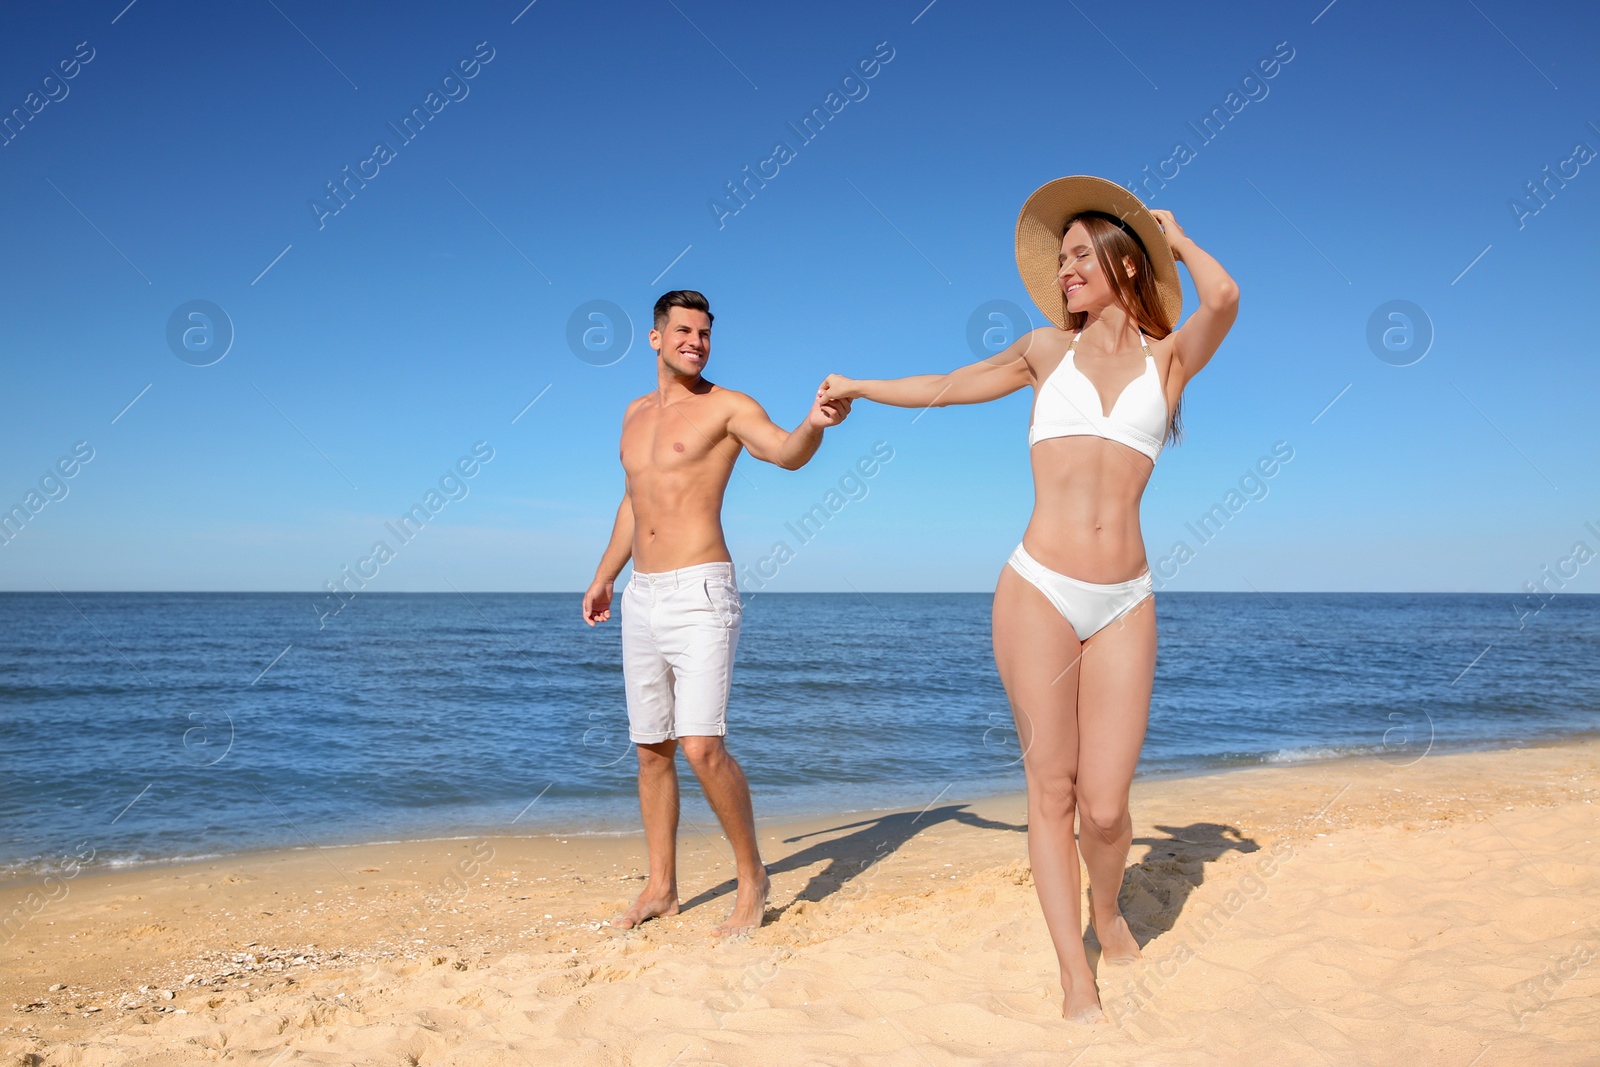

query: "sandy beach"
(3, 738), (1596, 1066)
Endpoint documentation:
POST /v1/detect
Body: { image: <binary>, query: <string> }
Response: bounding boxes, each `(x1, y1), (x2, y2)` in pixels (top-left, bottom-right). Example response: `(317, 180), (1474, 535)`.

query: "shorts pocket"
(704, 578), (742, 628)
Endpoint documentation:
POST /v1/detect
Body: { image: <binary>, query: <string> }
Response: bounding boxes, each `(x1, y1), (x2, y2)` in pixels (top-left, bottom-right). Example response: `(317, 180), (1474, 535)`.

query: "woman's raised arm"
(1150, 209), (1239, 387)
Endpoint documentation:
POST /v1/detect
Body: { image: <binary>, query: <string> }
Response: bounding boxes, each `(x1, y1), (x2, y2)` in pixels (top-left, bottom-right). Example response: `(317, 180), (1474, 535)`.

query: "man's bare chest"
(621, 402), (732, 473)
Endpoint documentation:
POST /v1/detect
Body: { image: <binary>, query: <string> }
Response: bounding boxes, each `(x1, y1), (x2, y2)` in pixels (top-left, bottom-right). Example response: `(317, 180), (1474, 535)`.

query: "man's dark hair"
(653, 289), (714, 329)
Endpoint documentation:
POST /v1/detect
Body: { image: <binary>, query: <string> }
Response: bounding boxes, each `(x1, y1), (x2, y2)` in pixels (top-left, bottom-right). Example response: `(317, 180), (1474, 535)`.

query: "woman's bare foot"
(1092, 912), (1142, 964)
(1087, 888), (1142, 964)
(1061, 969), (1105, 1023)
(611, 884), (679, 930)
(713, 869), (771, 937)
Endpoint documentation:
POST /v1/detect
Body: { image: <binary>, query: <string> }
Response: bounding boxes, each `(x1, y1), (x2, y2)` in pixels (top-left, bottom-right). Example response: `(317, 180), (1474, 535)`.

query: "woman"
(821, 176), (1238, 1021)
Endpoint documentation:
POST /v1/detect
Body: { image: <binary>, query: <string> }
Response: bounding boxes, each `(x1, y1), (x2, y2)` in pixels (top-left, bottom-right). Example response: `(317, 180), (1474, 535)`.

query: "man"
(582, 289), (850, 936)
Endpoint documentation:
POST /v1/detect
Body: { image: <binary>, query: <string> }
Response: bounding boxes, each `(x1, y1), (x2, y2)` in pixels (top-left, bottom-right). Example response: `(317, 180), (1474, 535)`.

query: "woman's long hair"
(1062, 211), (1183, 445)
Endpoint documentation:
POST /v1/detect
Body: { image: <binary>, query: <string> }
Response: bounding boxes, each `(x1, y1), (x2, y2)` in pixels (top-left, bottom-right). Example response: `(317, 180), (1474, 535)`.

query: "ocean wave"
(1260, 745), (1379, 764)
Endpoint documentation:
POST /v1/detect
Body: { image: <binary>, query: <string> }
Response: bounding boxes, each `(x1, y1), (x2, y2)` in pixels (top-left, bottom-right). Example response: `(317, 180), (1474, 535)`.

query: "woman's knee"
(1077, 797), (1128, 840)
(1028, 776), (1077, 823)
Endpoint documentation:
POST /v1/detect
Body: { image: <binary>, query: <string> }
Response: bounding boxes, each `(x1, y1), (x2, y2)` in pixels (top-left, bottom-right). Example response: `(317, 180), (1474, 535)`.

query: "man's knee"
(636, 740), (677, 772)
(679, 734), (727, 771)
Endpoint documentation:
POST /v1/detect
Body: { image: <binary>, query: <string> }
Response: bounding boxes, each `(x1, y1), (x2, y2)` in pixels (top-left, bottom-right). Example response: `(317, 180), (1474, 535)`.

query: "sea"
(2, 591), (1596, 879)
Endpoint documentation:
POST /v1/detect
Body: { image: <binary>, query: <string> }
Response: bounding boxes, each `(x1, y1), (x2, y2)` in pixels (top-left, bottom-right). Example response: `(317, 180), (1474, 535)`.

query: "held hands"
(819, 374), (861, 402)
(807, 383), (853, 429)
(1148, 209), (1189, 259)
(581, 577), (614, 626)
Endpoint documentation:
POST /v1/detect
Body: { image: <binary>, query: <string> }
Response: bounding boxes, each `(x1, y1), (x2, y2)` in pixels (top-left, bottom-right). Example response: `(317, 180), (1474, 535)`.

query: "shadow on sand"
(677, 807), (1260, 956)
(1093, 821), (1261, 958)
(678, 803), (1024, 917)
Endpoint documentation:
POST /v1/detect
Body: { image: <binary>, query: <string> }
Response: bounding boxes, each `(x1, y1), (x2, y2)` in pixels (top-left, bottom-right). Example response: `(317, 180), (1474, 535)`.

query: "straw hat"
(1014, 175), (1182, 331)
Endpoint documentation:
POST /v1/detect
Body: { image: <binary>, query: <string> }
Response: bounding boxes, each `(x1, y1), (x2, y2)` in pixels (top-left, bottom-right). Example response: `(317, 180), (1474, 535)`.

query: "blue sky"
(2, 0), (1597, 593)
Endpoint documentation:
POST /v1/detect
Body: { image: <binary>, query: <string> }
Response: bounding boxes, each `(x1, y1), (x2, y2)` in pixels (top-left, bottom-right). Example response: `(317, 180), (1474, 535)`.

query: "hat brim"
(1014, 175), (1182, 331)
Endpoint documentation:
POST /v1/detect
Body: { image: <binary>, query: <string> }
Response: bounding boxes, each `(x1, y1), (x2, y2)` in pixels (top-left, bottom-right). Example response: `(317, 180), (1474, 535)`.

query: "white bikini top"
(1029, 330), (1168, 462)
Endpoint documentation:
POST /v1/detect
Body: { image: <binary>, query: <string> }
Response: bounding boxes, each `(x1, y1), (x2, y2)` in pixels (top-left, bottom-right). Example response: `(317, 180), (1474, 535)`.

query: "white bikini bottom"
(1006, 543), (1153, 641)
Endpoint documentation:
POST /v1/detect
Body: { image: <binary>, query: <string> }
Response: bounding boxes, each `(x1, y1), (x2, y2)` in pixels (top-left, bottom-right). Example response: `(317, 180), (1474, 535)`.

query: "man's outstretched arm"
(728, 390), (852, 471)
(582, 485), (634, 626)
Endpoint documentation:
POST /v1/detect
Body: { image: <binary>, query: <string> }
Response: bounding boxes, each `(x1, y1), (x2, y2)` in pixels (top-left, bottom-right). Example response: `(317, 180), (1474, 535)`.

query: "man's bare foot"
(611, 884), (679, 930)
(1061, 971), (1105, 1023)
(1087, 888), (1142, 964)
(712, 869), (771, 937)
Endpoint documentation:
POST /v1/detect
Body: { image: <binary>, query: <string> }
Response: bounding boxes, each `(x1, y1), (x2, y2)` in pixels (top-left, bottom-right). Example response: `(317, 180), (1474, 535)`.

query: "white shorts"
(620, 561), (742, 744)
